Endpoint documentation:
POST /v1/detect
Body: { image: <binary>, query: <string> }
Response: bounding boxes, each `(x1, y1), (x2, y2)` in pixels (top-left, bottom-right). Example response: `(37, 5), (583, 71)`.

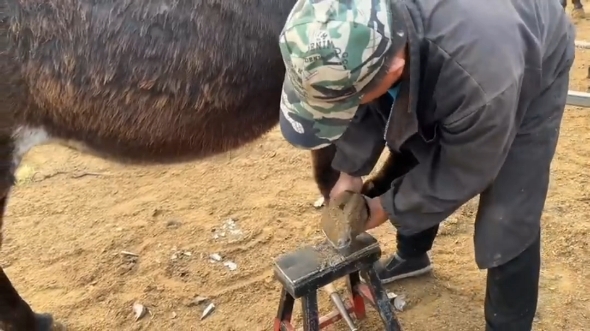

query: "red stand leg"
(274, 288), (296, 331)
(347, 271), (367, 320)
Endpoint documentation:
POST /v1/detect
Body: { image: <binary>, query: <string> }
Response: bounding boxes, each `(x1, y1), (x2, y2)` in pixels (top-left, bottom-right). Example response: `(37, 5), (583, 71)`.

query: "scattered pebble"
(171, 248), (193, 261)
(223, 261), (238, 271)
(171, 311), (177, 319)
(152, 208), (162, 217)
(166, 220), (182, 229)
(120, 251), (139, 263)
(132, 302), (148, 321)
(186, 296), (210, 307)
(201, 303), (216, 320)
(393, 295), (407, 311)
(194, 296), (209, 304)
(313, 196), (325, 208)
(212, 218), (244, 241)
(120, 251), (139, 257)
(208, 253), (238, 271)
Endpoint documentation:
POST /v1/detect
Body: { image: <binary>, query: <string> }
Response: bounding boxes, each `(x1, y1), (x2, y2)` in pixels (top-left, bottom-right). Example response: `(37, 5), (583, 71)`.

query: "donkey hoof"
(35, 313), (66, 331)
(572, 7), (586, 19)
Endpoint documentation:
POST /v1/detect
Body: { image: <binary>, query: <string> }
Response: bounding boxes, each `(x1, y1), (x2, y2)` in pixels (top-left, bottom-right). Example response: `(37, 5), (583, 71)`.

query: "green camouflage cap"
(279, 0), (407, 149)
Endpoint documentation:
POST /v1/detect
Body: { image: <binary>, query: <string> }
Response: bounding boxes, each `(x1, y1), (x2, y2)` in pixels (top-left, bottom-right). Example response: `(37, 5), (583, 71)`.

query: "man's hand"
(364, 196), (389, 230)
(330, 172), (363, 200)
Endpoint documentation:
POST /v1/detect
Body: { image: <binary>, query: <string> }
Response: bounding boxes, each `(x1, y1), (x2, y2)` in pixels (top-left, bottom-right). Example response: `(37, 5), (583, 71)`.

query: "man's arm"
(331, 103), (387, 177)
(380, 81), (520, 235)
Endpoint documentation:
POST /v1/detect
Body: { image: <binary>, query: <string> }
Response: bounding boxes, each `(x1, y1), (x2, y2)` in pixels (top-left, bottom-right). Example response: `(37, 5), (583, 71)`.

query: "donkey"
(0, 0), (398, 329)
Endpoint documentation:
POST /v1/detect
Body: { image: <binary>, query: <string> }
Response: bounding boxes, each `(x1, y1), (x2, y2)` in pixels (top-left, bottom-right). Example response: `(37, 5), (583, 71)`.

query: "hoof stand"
(272, 233), (402, 331)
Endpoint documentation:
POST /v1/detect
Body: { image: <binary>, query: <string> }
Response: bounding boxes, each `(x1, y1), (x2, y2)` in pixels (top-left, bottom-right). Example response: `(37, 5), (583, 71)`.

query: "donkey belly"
(13, 104), (280, 166)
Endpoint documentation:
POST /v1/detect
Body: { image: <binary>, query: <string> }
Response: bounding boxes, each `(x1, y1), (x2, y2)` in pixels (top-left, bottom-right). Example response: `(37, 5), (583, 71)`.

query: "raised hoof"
(321, 190), (369, 249)
(571, 7), (586, 19)
(35, 313), (66, 331)
(361, 178), (390, 198)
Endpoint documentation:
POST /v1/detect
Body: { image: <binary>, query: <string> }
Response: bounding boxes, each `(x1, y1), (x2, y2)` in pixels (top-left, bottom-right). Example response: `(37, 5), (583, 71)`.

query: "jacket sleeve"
(331, 103), (387, 177)
(380, 82), (520, 235)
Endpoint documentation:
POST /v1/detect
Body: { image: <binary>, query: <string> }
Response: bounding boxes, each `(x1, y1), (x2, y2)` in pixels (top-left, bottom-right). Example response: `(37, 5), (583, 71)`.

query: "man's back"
(417, 0), (574, 96)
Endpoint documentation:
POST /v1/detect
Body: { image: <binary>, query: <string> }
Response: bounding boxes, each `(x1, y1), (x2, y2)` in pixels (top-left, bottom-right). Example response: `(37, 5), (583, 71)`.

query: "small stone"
(166, 220), (181, 229)
(201, 303), (215, 320)
(132, 302), (147, 321)
(313, 196), (325, 208)
(223, 261), (238, 271)
(393, 295), (407, 311)
(194, 296), (208, 304)
(186, 296), (209, 307)
(209, 253), (222, 262)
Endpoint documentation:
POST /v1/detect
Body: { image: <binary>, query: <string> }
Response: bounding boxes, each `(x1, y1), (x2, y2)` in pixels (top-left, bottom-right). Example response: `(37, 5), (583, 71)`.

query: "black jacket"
(331, 0), (575, 264)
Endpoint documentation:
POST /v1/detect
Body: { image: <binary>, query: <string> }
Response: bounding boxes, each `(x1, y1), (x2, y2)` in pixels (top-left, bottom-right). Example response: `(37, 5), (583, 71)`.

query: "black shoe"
(375, 253), (432, 284)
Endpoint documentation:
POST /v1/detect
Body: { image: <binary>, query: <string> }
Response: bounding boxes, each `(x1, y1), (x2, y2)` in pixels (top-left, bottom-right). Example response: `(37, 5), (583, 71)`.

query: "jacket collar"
(384, 0), (423, 151)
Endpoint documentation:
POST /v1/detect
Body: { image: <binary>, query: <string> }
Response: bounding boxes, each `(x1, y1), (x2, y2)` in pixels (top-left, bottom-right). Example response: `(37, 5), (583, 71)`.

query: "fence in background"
(567, 40), (590, 107)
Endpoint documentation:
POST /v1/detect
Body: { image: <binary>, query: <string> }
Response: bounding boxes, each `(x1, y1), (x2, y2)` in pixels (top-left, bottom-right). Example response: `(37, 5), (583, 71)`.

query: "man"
(278, 0), (575, 330)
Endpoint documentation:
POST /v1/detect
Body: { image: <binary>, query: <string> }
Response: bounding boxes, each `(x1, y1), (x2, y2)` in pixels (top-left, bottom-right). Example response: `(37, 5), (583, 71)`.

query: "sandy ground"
(2, 6), (590, 331)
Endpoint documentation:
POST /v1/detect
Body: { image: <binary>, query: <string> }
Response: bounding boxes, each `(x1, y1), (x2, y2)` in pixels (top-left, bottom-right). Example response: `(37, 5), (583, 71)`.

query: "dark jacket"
(332, 0), (575, 267)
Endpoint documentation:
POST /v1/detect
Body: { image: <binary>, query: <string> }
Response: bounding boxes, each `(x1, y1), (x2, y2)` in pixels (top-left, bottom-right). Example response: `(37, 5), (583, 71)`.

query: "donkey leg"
(310, 145), (339, 200)
(0, 269), (59, 331)
(361, 152), (398, 198)
(0, 194), (38, 330)
(311, 147), (412, 200)
(361, 150), (418, 198)
(571, 0), (585, 18)
(0, 154), (63, 330)
(0, 266), (46, 331)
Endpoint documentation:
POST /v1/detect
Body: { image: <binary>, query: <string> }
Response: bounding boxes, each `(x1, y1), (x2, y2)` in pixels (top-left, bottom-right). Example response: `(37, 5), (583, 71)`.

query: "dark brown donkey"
(0, 0), (397, 329)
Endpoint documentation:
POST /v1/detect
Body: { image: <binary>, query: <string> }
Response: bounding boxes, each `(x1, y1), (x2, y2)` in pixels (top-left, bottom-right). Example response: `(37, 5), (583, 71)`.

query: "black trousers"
(397, 228), (540, 331)
(390, 123), (544, 331)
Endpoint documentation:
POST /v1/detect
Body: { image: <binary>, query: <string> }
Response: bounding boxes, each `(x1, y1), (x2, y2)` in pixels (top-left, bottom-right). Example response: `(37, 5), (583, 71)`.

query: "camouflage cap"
(279, 0), (407, 150)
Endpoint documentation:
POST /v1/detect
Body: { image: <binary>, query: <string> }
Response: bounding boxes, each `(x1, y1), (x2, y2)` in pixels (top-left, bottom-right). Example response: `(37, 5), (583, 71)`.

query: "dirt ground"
(2, 7), (590, 331)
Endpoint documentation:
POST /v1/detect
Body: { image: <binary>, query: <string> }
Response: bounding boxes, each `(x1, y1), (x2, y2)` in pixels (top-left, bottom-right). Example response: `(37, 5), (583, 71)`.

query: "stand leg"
(347, 271), (367, 320)
(365, 264), (402, 331)
(301, 291), (320, 331)
(274, 288), (295, 331)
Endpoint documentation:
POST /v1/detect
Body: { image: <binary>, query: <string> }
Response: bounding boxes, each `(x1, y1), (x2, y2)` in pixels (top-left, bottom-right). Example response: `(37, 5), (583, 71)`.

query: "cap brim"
(279, 77), (360, 150)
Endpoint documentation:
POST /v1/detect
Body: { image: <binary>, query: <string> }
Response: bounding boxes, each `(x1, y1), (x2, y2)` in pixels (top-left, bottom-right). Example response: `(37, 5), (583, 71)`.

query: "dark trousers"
(397, 227), (541, 331)
(391, 116), (544, 330)
(396, 226), (439, 260)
